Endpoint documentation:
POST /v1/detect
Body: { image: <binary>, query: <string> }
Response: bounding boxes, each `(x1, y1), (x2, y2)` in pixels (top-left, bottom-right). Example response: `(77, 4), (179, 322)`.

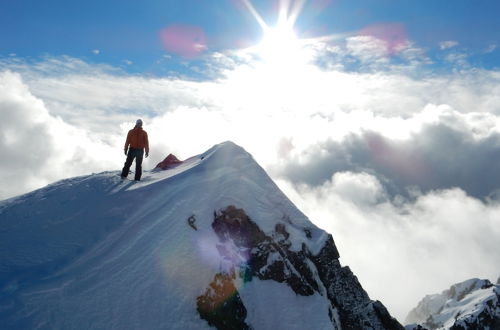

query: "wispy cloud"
(346, 35), (390, 63)
(445, 52), (469, 68)
(485, 44), (497, 54)
(439, 40), (459, 50)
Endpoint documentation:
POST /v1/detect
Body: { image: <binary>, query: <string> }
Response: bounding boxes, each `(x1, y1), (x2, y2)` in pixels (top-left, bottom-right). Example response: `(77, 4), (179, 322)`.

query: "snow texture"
(405, 278), (500, 330)
(0, 141), (401, 329)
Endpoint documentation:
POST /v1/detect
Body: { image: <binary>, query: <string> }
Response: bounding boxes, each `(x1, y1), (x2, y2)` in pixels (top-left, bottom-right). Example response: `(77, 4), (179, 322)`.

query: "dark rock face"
(406, 326), (429, 330)
(311, 235), (403, 330)
(197, 272), (251, 330)
(211, 205), (318, 296)
(197, 205), (403, 330)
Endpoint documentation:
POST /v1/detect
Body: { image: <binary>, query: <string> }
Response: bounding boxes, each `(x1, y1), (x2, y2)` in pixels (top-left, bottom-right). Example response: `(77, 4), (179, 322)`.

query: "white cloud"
(326, 171), (387, 206)
(0, 56), (119, 77)
(92, 49), (100, 55)
(485, 44), (497, 54)
(307, 34), (428, 72)
(0, 71), (123, 199)
(276, 104), (500, 201)
(439, 40), (459, 50)
(445, 52), (469, 68)
(276, 176), (500, 321)
(346, 35), (390, 63)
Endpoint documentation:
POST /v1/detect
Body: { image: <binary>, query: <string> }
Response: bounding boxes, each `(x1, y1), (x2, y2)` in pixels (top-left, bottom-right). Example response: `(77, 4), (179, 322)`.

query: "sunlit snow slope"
(405, 278), (500, 330)
(0, 141), (402, 330)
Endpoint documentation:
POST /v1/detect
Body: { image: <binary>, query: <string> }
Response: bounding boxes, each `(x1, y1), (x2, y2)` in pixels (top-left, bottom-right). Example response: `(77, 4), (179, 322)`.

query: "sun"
(224, 0), (321, 113)
(256, 24), (302, 64)
(242, 0), (308, 65)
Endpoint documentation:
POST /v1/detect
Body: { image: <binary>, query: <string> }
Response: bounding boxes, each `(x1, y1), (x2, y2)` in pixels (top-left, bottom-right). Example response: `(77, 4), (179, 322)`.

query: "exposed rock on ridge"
(198, 205), (403, 330)
(154, 153), (183, 170)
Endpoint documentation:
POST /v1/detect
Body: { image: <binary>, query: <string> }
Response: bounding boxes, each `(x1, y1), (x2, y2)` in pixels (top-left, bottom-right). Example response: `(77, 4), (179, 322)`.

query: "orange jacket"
(124, 126), (149, 153)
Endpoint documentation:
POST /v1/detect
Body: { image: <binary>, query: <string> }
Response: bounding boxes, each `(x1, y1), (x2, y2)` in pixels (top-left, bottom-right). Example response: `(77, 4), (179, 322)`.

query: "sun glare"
(257, 24), (302, 64)
(229, 0), (321, 113)
(242, 0), (309, 66)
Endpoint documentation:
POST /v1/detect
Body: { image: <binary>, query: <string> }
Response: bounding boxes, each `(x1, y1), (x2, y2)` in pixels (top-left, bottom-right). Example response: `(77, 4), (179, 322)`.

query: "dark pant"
(121, 148), (144, 180)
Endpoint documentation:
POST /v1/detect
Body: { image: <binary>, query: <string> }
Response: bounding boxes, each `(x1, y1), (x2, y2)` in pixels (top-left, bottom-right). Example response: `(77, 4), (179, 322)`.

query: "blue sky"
(2, 0), (499, 74)
(2, 0), (500, 322)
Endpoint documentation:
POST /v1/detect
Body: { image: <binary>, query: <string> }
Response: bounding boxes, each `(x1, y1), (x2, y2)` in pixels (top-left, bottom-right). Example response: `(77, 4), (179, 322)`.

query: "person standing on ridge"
(121, 119), (149, 181)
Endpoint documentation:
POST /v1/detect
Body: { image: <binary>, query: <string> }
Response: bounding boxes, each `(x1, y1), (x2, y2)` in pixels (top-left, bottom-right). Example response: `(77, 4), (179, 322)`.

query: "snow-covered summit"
(0, 141), (402, 329)
(405, 278), (500, 330)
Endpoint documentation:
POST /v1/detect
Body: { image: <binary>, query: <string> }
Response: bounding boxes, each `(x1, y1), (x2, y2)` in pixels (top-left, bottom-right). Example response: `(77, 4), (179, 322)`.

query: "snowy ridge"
(405, 278), (500, 330)
(0, 141), (402, 329)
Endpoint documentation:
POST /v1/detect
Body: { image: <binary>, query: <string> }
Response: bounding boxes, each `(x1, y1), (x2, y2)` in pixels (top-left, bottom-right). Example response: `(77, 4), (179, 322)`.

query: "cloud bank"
(277, 174), (500, 320)
(1, 32), (500, 322)
(0, 71), (121, 198)
(277, 109), (500, 200)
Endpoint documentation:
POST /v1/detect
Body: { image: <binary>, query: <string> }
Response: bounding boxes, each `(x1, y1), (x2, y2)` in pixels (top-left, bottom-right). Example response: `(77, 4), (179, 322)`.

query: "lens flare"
(359, 23), (409, 56)
(159, 24), (207, 58)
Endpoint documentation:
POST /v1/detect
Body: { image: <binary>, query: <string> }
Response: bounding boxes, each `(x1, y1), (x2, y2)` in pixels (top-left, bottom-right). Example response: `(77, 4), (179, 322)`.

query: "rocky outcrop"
(405, 325), (429, 330)
(197, 205), (403, 330)
(197, 272), (251, 330)
(405, 278), (500, 330)
(311, 234), (403, 330)
(154, 154), (183, 170)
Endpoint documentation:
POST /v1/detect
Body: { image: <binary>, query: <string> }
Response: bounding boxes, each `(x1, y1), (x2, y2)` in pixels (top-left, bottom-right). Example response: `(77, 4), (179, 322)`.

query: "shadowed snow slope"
(0, 141), (403, 330)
